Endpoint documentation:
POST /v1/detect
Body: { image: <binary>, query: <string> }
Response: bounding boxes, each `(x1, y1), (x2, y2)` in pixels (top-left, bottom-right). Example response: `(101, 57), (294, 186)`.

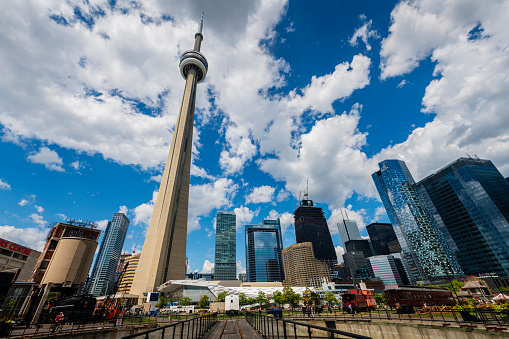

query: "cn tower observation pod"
(179, 50), (208, 83)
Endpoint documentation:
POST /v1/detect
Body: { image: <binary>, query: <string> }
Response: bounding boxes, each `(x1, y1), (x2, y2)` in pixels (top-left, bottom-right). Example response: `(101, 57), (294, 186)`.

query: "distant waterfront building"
(344, 240), (373, 259)
(372, 160), (463, 281)
(282, 242), (330, 289)
(337, 219), (361, 244)
(294, 200), (337, 271)
(0, 238), (41, 282)
(417, 157), (509, 276)
(366, 254), (411, 286)
(366, 223), (401, 255)
(88, 213), (130, 296)
(245, 219), (284, 282)
(214, 211), (237, 280)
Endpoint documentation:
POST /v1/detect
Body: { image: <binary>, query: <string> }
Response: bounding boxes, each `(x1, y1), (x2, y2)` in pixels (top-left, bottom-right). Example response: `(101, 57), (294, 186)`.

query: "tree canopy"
(179, 297), (192, 306)
(217, 291), (228, 302)
(199, 295), (210, 308)
(256, 291), (268, 305)
(157, 296), (168, 309)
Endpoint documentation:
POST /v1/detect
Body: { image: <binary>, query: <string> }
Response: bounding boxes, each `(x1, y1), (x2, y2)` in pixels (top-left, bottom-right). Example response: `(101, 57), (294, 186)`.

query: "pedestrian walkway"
(203, 319), (263, 339)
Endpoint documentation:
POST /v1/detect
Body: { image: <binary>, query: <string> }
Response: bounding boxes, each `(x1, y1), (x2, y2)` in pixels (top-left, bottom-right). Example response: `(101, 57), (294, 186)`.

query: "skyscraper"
(372, 160), (463, 281)
(366, 222), (401, 255)
(337, 219), (362, 244)
(366, 253), (411, 286)
(214, 211), (236, 280)
(344, 240), (373, 258)
(294, 199), (337, 271)
(88, 212), (130, 296)
(245, 219), (284, 282)
(130, 16), (208, 301)
(417, 157), (509, 276)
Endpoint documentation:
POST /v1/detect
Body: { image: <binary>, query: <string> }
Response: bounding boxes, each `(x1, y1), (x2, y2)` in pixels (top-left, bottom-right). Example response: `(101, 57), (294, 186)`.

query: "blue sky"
(1, 0), (509, 276)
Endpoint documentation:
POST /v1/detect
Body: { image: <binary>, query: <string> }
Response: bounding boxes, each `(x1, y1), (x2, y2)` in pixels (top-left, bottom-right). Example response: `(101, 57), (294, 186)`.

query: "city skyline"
(1, 0), (509, 276)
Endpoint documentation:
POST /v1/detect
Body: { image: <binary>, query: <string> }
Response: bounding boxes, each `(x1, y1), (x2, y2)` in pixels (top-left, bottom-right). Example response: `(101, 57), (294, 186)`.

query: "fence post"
(282, 319), (287, 339)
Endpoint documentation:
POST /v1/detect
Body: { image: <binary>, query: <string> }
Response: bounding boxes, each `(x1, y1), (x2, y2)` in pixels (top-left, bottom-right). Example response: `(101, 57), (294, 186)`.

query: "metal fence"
(120, 313), (218, 339)
(245, 311), (372, 339)
(3, 313), (211, 338)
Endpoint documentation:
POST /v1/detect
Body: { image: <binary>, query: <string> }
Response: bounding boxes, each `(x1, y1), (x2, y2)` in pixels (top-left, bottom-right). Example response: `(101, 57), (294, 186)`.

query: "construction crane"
(94, 262), (129, 321)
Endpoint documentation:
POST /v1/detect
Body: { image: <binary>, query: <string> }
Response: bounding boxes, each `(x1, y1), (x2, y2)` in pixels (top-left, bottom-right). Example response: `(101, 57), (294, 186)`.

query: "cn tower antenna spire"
(198, 12), (204, 35)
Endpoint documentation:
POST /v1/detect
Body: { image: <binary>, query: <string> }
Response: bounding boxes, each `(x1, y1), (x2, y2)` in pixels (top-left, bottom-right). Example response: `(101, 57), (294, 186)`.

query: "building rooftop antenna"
(345, 209), (350, 220)
(198, 12), (204, 34)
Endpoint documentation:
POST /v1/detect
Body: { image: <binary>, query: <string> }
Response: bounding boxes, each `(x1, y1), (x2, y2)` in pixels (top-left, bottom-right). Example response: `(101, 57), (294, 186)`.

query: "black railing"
(121, 312), (218, 339)
(245, 311), (372, 339)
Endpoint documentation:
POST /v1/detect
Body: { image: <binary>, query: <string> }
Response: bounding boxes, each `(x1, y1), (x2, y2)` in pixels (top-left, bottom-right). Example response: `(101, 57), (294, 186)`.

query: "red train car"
(341, 289), (376, 312)
(384, 286), (455, 313)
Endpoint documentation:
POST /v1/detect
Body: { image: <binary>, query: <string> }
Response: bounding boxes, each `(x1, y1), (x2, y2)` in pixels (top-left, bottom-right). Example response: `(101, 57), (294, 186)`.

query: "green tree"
(239, 293), (248, 305)
(374, 293), (387, 306)
(324, 292), (337, 306)
(256, 291), (268, 306)
(217, 291), (228, 302)
(247, 297), (256, 305)
(157, 296), (169, 309)
(282, 286), (300, 308)
(199, 295), (210, 308)
(273, 291), (283, 306)
(179, 297), (192, 306)
(441, 280), (464, 293)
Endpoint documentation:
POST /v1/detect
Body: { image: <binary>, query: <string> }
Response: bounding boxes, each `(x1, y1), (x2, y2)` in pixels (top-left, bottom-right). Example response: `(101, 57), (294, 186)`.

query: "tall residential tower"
(214, 211), (237, 280)
(130, 16), (208, 302)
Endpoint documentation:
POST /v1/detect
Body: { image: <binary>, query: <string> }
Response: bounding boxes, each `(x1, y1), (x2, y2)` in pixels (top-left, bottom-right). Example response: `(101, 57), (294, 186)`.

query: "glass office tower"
(214, 211), (237, 280)
(418, 157), (509, 276)
(245, 219), (284, 282)
(366, 222), (401, 255)
(372, 160), (463, 281)
(88, 212), (130, 296)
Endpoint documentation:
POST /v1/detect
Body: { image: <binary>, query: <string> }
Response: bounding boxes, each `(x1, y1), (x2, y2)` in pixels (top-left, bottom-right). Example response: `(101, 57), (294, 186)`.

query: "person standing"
(53, 312), (64, 333)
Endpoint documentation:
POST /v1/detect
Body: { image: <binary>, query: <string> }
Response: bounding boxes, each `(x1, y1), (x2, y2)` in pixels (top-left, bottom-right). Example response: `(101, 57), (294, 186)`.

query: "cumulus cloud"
(34, 205), (44, 213)
(29, 213), (46, 228)
(233, 206), (258, 232)
(245, 185), (276, 204)
(236, 260), (246, 276)
(133, 191), (158, 226)
(335, 246), (345, 264)
(0, 225), (47, 251)
(397, 79), (408, 88)
(56, 213), (67, 220)
(0, 179), (11, 190)
(328, 206), (367, 237)
(26, 147), (64, 172)
(96, 219), (109, 231)
(276, 189), (290, 202)
(18, 199), (29, 207)
(118, 205), (128, 215)
(201, 259), (214, 274)
(349, 17), (379, 51)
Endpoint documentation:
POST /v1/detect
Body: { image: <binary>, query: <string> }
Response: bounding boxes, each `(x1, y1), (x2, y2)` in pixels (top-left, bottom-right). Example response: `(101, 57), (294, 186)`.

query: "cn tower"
(130, 15), (208, 303)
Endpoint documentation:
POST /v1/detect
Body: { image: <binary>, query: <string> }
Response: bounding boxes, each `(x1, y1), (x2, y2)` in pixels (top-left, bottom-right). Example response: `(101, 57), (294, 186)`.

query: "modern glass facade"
(337, 220), (362, 244)
(366, 253), (411, 286)
(366, 222), (401, 255)
(88, 212), (130, 296)
(245, 219), (284, 282)
(294, 200), (338, 271)
(372, 160), (463, 281)
(418, 158), (509, 276)
(214, 211), (237, 280)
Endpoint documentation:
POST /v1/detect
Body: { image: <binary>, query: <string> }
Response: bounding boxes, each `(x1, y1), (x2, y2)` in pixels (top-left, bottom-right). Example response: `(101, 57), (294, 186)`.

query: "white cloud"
(0, 225), (47, 251)
(96, 219), (109, 231)
(266, 210), (294, 235)
(34, 205), (44, 213)
(71, 161), (81, 170)
(149, 175), (162, 183)
(335, 246), (345, 264)
(328, 206), (367, 237)
(26, 147), (64, 172)
(118, 205), (128, 214)
(133, 190), (158, 226)
(236, 260), (246, 276)
(245, 185), (276, 204)
(276, 189), (290, 202)
(349, 18), (379, 51)
(0, 179), (11, 190)
(56, 213), (67, 221)
(29, 213), (46, 228)
(18, 199), (28, 207)
(372, 206), (387, 223)
(397, 79), (408, 88)
(201, 260), (214, 274)
(233, 206), (258, 232)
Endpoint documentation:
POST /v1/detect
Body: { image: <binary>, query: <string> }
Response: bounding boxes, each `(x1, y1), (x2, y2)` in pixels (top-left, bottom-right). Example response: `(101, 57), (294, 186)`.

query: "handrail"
(246, 311), (373, 339)
(121, 312), (218, 339)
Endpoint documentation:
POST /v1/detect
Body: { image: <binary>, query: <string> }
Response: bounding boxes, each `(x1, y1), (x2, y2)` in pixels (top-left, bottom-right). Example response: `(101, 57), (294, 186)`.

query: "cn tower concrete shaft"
(130, 20), (207, 303)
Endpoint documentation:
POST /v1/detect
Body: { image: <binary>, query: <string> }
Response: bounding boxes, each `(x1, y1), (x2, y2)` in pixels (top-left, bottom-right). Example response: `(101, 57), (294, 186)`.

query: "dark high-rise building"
(294, 200), (337, 271)
(372, 160), (463, 281)
(418, 157), (509, 276)
(214, 211), (237, 280)
(245, 219), (284, 282)
(344, 240), (373, 258)
(366, 222), (401, 255)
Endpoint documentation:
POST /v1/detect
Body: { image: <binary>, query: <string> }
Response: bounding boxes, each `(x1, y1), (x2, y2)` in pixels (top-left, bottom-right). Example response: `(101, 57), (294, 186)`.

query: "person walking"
(53, 312), (64, 333)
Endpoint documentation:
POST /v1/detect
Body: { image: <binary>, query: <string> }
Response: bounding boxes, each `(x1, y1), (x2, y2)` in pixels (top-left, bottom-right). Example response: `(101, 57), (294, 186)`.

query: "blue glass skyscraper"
(245, 219), (284, 282)
(372, 160), (462, 281)
(214, 211), (236, 280)
(418, 157), (509, 276)
(88, 212), (130, 296)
